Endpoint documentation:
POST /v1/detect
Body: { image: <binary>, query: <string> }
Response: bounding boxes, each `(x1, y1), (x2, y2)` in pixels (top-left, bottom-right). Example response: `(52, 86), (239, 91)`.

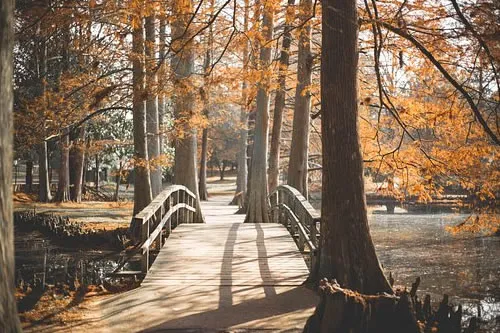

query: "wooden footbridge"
(90, 185), (320, 332)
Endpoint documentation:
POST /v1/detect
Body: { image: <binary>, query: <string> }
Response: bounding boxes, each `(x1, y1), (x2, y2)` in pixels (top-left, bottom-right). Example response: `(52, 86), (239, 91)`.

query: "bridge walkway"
(97, 195), (318, 332)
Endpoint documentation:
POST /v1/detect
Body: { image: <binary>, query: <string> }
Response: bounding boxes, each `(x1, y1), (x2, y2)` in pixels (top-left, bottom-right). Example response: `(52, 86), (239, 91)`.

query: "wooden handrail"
(133, 184), (198, 273)
(269, 185), (320, 279)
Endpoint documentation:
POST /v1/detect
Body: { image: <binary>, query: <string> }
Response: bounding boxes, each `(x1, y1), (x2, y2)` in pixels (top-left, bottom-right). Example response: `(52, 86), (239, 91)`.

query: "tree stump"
(304, 279), (420, 333)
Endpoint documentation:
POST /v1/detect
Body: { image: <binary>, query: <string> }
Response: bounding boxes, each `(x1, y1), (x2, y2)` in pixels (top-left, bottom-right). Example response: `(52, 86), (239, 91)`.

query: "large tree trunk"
(199, 127), (209, 200)
(319, 0), (392, 294)
(245, 0), (274, 223)
(0, 0), (22, 329)
(268, 0), (295, 193)
(145, 14), (161, 198)
(69, 127), (85, 202)
(38, 141), (52, 202)
(55, 129), (71, 202)
(130, 13), (153, 238)
(287, 0), (312, 198)
(171, 0), (204, 222)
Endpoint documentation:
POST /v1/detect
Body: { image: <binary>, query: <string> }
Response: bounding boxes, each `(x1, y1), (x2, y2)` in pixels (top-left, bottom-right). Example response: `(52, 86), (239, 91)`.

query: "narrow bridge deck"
(96, 196), (318, 332)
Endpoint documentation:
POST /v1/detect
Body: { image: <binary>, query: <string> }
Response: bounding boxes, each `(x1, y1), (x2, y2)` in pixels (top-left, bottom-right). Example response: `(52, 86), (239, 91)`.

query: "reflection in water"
(369, 210), (500, 330)
(14, 229), (120, 289)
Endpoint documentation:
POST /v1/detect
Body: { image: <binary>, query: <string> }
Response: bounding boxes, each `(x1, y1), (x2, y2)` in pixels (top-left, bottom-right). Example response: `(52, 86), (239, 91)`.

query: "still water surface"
(369, 209), (500, 330)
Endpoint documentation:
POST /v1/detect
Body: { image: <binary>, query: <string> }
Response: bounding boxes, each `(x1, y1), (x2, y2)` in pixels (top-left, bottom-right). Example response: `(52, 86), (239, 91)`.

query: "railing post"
(189, 195), (195, 223)
(174, 190), (180, 228)
(166, 195), (172, 236)
(278, 190), (285, 226)
(141, 217), (149, 273)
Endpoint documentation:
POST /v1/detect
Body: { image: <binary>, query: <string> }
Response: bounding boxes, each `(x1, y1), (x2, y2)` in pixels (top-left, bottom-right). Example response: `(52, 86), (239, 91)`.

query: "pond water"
(14, 229), (121, 290)
(369, 209), (500, 330)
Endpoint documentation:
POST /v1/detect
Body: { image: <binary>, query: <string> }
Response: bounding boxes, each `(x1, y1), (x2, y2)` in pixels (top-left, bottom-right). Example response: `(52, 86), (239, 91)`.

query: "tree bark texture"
(198, 18), (213, 202)
(287, 0), (312, 198)
(199, 127), (209, 200)
(25, 159), (33, 193)
(303, 280), (419, 333)
(158, 18), (167, 156)
(145, 14), (162, 198)
(245, 0), (274, 223)
(38, 141), (52, 202)
(233, 0), (250, 208)
(171, 0), (204, 222)
(56, 128), (71, 202)
(319, 0), (392, 294)
(69, 126), (85, 202)
(0, 0), (22, 329)
(131, 14), (153, 237)
(268, 0), (295, 193)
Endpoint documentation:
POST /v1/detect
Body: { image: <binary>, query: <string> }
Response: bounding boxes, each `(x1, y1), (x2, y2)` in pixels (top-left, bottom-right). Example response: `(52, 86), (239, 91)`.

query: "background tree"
(287, 0), (313, 198)
(171, 0), (204, 222)
(245, 0), (275, 223)
(130, 2), (153, 237)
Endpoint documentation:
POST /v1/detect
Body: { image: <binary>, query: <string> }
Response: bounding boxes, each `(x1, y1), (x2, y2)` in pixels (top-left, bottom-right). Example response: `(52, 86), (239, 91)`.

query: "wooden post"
(141, 217), (149, 273)
(278, 190), (285, 225)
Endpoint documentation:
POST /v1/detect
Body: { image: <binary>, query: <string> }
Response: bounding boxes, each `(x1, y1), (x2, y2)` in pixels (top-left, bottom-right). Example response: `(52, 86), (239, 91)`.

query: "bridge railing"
(269, 185), (320, 276)
(133, 185), (197, 273)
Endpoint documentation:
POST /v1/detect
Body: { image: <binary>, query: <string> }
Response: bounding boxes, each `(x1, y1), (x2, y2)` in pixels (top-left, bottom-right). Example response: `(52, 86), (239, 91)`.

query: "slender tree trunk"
(319, 0), (392, 294)
(70, 127), (85, 202)
(130, 11), (153, 238)
(287, 0), (312, 198)
(114, 160), (123, 201)
(171, 0), (204, 222)
(145, 14), (161, 198)
(158, 18), (167, 156)
(268, 0), (295, 193)
(199, 127), (209, 200)
(95, 154), (99, 192)
(198, 14), (213, 201)
(25, 159), (33, 193)
(0, 0), (22, 329)
(38, 141), (52, 202)
(56, 128), (71, 202)
(245, 0), (274, 223)
(233, 0), (250, 207)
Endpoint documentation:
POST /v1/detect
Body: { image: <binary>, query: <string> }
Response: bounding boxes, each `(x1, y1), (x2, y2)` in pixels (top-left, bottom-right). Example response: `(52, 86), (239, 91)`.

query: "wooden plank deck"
(92, 195), (318, 332)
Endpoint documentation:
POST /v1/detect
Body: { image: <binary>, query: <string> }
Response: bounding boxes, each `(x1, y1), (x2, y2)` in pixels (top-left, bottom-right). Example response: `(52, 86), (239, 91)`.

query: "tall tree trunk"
(55, 129), (71, 202)
(319, 0), (392, 294)
(130, 10), (153, 238)
(145, 14), (161, 198)
(114, 160), (123, 201)
(244, 0), (274, 223)
(38, 141), (52, 202)
(268, 0), (295, 193)
(0, 0), (22, 329)
(70, 127), (85, 202)
(199, 127), (209, 200)
(37, 18), (51, 203)
(95, 154), (99, 192)
(233, 0), (250, 208)
(25, 159), (33, 193)
(171, 0), (204, 222)
(158, 18), (167, 156)
(287, 0), (312, 198)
